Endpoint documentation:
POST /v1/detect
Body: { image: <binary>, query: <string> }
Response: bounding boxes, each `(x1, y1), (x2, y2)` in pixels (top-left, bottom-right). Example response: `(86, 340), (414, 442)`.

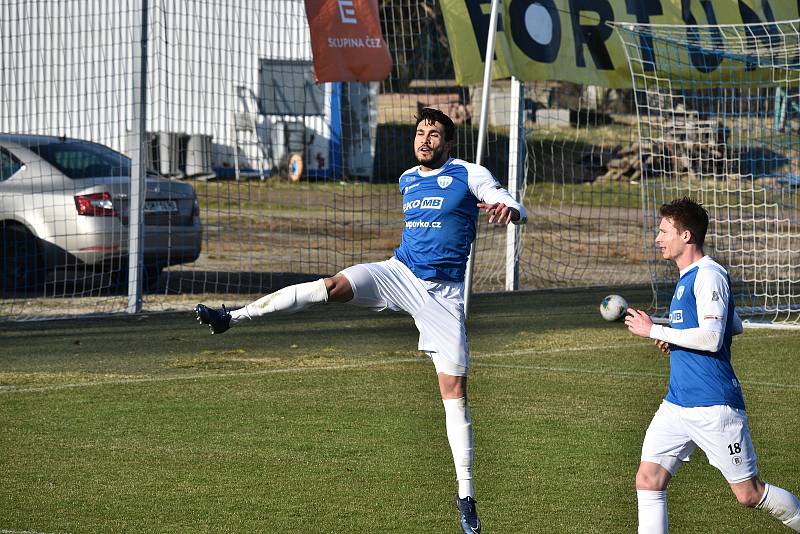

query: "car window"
(0, 148), (23, 182)
(29, 141), (131, 179)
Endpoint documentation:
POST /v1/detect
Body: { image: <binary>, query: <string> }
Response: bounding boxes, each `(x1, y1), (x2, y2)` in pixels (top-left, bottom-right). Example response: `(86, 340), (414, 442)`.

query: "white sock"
(442, 397), (474, 499)
(758, 483), (800, 531)
(229, 279), (328, 324)
(228, 306), (250, 325)
(637, 489), (668, 534)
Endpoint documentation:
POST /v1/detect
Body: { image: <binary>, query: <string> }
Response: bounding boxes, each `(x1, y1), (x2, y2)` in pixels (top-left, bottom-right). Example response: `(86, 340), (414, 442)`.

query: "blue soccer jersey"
(394, 158), (526, 282)
(665, 257), (745, 409)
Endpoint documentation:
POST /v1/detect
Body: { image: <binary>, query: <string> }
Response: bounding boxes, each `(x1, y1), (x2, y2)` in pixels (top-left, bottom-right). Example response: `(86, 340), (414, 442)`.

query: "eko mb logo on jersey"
(670, 310), (684, 324)
(403, 197), (444, 211)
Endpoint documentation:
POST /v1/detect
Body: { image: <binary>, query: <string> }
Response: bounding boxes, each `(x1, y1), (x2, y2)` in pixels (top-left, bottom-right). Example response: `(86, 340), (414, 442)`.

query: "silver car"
(0, 134), (202, 293)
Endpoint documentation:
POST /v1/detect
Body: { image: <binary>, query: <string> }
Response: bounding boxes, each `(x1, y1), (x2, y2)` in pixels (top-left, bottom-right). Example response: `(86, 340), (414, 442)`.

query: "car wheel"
(1, 226), (43, 294)
(112, 263), (164, 293)
(143, 264), (164, 292)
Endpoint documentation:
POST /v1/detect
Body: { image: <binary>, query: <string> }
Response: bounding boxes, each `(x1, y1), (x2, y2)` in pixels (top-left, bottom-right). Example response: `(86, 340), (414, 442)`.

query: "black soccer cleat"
(195, 303), (232, 335)
(455, 495), (481, 534)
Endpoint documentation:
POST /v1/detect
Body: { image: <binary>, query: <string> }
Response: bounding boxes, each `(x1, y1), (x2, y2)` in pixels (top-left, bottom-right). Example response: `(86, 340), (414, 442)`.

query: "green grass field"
(1, 287), (799, 533)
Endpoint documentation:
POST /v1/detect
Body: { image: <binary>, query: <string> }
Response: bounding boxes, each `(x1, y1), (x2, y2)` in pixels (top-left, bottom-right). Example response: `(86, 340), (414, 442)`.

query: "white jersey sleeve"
(693, 266), (731, 333)
(461, 160), (528, 224)
(650, 324), (723, 352)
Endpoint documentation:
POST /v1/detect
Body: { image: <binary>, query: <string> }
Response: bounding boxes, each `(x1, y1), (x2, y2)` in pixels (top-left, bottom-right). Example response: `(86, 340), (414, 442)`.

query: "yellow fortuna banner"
(440, 0), (800, 87)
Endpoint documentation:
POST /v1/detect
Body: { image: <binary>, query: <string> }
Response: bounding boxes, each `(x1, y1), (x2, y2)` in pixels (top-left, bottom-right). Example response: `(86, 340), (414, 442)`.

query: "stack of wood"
(595, 111), (727, 183)
(595, 143), (645, 183)
(649, 113), (725, 180)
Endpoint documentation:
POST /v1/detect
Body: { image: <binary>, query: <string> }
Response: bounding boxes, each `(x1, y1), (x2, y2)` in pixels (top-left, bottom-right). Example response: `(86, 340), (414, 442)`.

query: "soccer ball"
(600, 294), (628, 322)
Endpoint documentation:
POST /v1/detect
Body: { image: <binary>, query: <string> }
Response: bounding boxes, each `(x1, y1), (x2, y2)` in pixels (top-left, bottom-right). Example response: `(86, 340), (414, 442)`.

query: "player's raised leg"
(687, 404), (800, 531)
(731, 478), (800, 531)
(195, 274), (353, 334)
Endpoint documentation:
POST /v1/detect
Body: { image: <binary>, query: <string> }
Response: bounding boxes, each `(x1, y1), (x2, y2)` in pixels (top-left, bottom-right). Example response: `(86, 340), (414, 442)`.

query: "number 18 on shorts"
(641, 400), (759, 484)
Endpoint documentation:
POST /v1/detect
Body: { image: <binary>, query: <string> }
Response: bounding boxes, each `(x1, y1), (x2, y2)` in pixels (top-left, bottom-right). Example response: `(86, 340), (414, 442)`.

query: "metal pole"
(464, 0), (501, 317)
(127, 0), (149, 313)
(506, 77), (522, 291)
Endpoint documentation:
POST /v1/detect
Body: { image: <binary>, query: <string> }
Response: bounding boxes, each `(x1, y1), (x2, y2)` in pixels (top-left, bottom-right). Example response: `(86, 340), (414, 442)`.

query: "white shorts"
(641, 400), (759, 484)
(339, 257), (469, 376)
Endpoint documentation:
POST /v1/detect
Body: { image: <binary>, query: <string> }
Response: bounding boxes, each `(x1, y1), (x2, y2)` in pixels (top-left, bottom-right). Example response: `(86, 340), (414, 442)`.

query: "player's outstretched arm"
(476, 202), (520, 224)
(467, 162), (527, 223)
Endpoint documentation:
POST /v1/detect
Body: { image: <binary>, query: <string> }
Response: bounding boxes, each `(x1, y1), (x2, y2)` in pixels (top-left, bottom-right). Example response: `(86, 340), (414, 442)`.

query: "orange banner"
(305, 0), (392, 82)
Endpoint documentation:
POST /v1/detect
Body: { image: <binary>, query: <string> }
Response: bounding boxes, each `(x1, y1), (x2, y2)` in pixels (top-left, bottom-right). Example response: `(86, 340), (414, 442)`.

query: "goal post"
(613, 19), (800, 328)
(465, 0), (526, 315)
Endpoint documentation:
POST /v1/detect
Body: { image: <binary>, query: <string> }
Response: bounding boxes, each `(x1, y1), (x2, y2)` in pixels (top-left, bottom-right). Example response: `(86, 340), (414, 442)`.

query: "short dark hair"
(659, 197), (709, 247)
(415, 107), (455, 142)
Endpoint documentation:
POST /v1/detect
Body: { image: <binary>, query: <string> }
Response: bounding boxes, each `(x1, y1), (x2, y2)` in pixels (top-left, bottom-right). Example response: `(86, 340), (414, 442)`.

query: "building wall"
(0, 0), (333, 175)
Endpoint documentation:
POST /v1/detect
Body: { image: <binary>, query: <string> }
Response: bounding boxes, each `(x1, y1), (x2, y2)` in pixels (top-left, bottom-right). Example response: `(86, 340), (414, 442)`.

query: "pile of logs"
(593, 110), (727, 183)
(595, 143), (644, 183)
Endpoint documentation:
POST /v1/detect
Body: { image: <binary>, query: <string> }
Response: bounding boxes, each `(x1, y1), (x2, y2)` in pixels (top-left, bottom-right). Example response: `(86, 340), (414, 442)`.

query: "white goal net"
(0, 0), (535, 319)
(615, 20), (800, 326)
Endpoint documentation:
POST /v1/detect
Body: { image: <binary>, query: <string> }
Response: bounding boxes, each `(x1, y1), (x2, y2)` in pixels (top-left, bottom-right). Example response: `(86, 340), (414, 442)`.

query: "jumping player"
(195, 108), (527, 533)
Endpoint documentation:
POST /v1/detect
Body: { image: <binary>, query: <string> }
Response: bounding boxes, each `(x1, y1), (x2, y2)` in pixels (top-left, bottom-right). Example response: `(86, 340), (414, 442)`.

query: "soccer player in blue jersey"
(625, 197), (800, 533)
(195, 108), (527, 533)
